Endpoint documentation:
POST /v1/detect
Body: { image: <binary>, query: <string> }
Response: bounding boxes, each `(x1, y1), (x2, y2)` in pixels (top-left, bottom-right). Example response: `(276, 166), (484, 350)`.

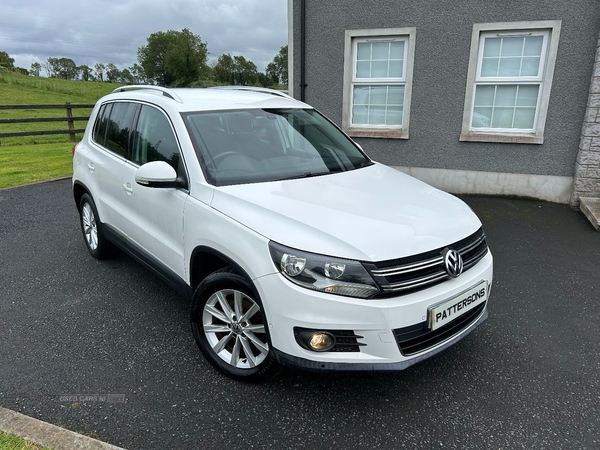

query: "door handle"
(87, 163), (95, 173)
(123, 182), (133, 195)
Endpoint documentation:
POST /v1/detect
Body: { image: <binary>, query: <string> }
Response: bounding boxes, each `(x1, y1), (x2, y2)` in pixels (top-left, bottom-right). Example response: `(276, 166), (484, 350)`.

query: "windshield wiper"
(275, 171), (336, 181)
(357, 160), (374, 168)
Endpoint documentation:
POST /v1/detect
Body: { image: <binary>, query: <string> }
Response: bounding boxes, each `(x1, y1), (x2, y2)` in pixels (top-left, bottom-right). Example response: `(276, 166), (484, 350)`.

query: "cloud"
(0, 0), (287, 73)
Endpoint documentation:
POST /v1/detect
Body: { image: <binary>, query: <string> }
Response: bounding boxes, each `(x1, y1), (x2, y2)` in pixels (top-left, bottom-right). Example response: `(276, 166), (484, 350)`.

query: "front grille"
(393, 302), (486, 356)
(364, 228), (488, 298)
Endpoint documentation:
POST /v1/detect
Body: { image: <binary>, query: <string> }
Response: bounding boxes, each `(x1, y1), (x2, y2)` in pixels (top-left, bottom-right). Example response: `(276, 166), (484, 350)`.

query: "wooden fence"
(0, 103), (95, 141)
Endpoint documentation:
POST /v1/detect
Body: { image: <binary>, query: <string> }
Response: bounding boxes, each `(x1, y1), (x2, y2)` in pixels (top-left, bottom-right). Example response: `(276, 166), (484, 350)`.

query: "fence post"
(65, 103), (75, 141)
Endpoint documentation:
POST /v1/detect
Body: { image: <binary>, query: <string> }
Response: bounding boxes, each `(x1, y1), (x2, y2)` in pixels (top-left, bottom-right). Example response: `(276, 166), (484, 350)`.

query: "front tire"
(191, 269), (279, 382)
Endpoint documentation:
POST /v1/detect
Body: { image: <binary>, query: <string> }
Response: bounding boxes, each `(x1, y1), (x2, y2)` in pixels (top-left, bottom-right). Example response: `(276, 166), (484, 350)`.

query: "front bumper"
(255, 251), (493, 371)
(272, 309), (488, 372)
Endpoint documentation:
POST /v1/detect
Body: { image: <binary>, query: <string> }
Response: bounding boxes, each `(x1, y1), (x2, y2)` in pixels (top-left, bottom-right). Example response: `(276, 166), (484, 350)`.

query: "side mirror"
(135, 161), (177, 188)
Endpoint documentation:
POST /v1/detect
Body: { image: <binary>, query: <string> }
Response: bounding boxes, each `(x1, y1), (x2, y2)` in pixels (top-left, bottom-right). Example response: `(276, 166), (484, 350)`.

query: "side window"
(104, 102), (137, 158)
(92, 103), (111, 145)
(132, 105), (180, 170)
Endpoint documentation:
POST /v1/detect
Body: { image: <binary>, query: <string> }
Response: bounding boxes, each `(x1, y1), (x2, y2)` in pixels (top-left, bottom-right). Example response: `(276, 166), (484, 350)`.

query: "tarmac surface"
(0, 178), (599, 449)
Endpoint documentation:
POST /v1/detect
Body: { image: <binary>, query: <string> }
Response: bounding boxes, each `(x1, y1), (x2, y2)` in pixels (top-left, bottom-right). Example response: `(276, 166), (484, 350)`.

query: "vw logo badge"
(443, 248), (463, 278)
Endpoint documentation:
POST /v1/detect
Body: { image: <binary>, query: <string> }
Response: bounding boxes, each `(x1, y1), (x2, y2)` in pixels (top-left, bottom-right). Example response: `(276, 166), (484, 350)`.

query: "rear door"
(84, 102), (137, 236)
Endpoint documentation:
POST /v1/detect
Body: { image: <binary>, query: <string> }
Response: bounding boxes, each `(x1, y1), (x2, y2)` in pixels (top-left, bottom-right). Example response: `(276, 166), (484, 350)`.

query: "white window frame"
(342, 27), (416, 139)
(460, 21), (561, 144)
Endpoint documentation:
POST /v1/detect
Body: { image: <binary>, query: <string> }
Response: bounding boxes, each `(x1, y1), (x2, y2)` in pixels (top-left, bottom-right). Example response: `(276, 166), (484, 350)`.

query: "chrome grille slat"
(366, 228), (488, 297)
(381, 272), (448, 291)
(458, 233), (485, 254)
(462, 246), (488, 270)
(371, 256), (443, 277)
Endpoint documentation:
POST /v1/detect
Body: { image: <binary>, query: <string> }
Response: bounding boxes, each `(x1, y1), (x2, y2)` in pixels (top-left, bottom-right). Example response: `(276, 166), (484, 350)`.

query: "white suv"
(72, 86), (493, 381)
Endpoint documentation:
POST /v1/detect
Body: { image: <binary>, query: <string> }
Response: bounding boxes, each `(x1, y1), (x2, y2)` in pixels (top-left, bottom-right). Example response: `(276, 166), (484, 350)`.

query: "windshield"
(182, 108), (372, 186)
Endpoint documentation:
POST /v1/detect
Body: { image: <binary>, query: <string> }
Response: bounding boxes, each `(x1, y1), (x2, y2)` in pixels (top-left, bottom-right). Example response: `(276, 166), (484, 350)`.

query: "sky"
(0, 0), (288, 75)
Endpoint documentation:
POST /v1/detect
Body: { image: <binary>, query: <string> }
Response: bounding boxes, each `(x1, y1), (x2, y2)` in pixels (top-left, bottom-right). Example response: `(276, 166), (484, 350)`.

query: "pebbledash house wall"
(572, 35), (600, 206)
(289, 0), (600, 204)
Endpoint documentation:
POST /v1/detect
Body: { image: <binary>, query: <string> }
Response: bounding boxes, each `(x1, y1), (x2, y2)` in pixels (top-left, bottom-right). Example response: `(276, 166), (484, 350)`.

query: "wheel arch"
(73, 181), (90, 209)
(190, 246), (258, 295)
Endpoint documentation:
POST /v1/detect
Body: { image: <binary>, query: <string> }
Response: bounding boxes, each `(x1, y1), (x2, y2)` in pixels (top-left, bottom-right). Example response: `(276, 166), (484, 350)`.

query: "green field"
(0, 71), (122, 188)
(0, 71), (121, 146)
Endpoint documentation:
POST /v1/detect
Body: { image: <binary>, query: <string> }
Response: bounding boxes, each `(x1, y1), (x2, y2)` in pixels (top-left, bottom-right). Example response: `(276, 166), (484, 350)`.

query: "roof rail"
(209, 86), (292, 99)
(112, 85), (183, 103)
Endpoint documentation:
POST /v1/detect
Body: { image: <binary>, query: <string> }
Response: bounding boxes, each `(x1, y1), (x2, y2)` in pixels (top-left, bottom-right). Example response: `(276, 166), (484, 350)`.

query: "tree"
(233, 55), (258, 86)
(30, 62), (42, 76)
(257, 72), (273, 88)
(78, 65), (93, 81)
(105, 63), (121, 82)
(0, 51), (15, 70)
(119, 68), (136, 84)
(128, 63), (146, 84)
(213, 54), (258, 86)
(266, 45), (288, 85)
(137, 28), (208, 86)
(42, 57), (58, 77)
(56, 57), (78, 79)
(213, 53), (235, 84)
(40, 57), (79, 79)
(94, 63), (105, 81)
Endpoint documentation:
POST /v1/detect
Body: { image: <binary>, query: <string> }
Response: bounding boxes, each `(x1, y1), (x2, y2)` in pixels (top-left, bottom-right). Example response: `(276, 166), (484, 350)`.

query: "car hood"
(210, 163), (482, 261)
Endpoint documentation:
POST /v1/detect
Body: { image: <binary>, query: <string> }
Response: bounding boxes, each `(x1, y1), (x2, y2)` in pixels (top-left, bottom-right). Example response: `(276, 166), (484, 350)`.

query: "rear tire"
(191, 268), (280, 382)
(79, 193), (119, 259)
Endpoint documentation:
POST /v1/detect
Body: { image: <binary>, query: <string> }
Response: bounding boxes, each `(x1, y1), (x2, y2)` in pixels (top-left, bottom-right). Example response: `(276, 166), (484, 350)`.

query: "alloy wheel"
(202, 288), (269, 369)
(81, 202), (98, 251)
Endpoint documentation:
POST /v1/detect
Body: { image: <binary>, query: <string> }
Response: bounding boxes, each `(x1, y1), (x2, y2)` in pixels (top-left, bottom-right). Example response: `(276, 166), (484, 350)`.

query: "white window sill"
(459, 131), (544, 145)
(345, 127), (409, 139)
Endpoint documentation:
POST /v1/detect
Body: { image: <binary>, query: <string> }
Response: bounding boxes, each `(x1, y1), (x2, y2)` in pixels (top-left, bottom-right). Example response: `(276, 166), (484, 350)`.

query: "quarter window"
(92, 104), (109, 144)
(461, 21), (561, 144)
(342, 28), (416, 139)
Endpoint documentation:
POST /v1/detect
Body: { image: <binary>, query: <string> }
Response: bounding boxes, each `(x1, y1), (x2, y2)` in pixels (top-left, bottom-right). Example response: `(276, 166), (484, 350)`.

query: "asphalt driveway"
(0, 179), (599, 449)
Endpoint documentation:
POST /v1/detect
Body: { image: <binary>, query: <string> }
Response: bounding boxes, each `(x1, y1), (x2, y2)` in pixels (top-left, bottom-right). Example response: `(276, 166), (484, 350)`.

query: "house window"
(343, 28), (416, 139)
(461, 21), (561, 144)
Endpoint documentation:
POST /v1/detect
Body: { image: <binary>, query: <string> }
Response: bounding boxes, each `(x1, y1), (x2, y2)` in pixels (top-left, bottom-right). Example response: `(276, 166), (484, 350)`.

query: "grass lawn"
(0, 430), (51, 450)
(0, 142), (73, 189)
(0, 71), (120, 104)
(0, 71), (120, 147)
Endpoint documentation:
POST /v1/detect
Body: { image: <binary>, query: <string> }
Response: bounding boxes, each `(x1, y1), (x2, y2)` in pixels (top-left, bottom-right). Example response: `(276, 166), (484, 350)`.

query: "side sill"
(103, 224), (193, 300)
(272, 308), (488, 373)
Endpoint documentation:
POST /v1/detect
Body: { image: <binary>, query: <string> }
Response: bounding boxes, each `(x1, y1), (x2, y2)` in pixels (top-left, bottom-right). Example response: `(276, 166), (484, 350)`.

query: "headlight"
(269, 242), (380, 299)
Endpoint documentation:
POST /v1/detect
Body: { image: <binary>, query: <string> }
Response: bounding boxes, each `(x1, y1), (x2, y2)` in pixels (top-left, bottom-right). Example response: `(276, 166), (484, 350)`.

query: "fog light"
(308, 332), (335, 351)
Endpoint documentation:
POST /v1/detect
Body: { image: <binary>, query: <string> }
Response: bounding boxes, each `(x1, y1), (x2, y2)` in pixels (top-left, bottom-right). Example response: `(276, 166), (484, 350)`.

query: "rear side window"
(104, 103), (137, 158)
(132, 105), (180, 170)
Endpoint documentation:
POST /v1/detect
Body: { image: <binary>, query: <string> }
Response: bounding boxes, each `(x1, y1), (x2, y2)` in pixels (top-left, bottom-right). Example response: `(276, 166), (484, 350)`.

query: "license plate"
(428, 281), (488, 330)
